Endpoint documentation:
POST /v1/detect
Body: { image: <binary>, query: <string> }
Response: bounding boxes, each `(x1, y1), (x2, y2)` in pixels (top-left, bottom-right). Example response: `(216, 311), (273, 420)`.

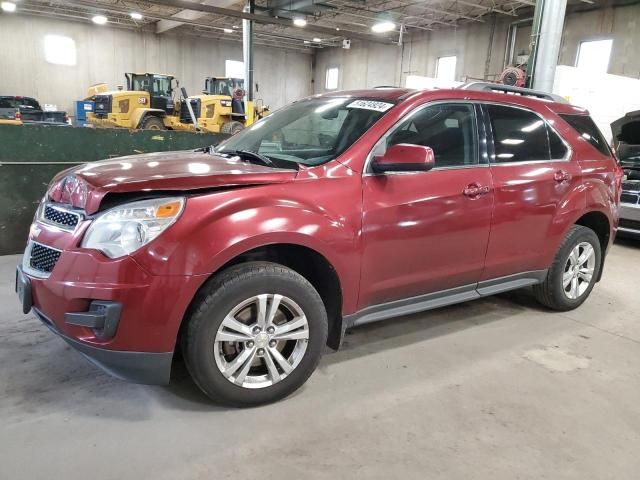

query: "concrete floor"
(1, 239), (639, 479)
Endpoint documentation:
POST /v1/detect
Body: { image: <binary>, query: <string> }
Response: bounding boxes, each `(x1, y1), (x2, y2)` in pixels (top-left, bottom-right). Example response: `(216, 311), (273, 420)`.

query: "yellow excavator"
(87, 73), (177, 130)
(173, 77), (269, 134)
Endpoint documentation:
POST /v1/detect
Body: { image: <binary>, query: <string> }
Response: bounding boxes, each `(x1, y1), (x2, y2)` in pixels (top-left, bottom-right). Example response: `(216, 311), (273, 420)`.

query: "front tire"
(221, 121), (244, 135)
(183, 262), (328, 407)
(140, 116), (165, 130)
(533, 225), (601, 311)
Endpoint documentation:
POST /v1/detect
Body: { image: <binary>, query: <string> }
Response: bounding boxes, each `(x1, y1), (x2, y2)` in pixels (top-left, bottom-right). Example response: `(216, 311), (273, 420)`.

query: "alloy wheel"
(213, 294), (309, 389)
(563, 241), (596, 300)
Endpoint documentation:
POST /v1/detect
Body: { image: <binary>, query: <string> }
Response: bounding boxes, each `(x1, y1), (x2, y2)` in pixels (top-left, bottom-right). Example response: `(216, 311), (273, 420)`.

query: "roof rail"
(459, 81), (567, 104)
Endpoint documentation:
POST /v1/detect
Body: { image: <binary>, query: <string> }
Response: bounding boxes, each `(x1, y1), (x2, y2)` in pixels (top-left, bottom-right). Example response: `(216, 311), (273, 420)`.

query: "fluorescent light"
(92, 15), (108, 25)
(313, 37), (322, 42)
(293, 17), (307, 27)
(1, 1), (16, 12)
(223, 28), (233, 33)
(303, 40), (310, 44)
(130, 12), (143, 20)
(371, 21), (395, 33)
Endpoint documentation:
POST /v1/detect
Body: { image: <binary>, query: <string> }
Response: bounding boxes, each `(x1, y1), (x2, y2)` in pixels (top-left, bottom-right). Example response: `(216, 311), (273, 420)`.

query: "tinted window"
(386, 103), (478, 167)
(22, 98), (41, 110)
(0, 97), (40, 110)
(559, 114), (612, 157)
(548, 125), (568, 159)
(487, 105), (550, 163)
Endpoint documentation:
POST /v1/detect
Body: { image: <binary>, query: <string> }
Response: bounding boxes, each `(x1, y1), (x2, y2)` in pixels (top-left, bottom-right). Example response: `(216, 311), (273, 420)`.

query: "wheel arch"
(179, 242), (345, 351)
(133, 108), (166, 128)
(573, 210), (611, 282)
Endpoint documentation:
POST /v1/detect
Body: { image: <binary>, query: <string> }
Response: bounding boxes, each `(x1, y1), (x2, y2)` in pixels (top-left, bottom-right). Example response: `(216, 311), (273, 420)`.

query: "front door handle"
(463, 183), (490, 198)
(554, 169), (571, 183)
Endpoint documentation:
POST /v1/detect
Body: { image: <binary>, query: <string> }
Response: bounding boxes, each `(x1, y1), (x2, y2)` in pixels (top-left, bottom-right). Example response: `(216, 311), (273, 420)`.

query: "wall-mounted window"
(325, 67), (339, 90)
(225, 59), (244, 78)
(436, 55), (457, 81)
(576, 39), (612, 74)
(44, 35), (76, 66)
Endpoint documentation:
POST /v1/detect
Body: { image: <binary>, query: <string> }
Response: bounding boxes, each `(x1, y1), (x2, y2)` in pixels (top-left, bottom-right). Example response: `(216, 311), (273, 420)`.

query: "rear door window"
(559, 114), (612, 157)
(486, 104), (552, 163)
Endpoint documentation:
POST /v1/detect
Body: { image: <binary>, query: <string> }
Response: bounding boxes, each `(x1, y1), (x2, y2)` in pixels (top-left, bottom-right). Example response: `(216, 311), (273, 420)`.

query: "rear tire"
(140, 116), (165, 130)
(533, 225), (601, 311)
(221, 121), (244, 135)
(183, 262), (328, 407)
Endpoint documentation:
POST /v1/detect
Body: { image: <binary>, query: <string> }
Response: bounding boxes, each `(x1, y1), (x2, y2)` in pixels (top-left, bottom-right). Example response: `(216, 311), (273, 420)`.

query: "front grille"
(179, 99), (201, 123)
(620, 218), (640, 232)
(43, 205), (80, 229)
(622, 180), (640, 192)
(621, 193), (639, 205)
(29, 243), (62, 274)
(94, 95), (112, 116)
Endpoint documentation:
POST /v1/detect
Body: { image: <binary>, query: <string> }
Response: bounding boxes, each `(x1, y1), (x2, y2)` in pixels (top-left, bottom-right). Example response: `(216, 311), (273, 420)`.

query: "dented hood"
(49, 150), (298, 214)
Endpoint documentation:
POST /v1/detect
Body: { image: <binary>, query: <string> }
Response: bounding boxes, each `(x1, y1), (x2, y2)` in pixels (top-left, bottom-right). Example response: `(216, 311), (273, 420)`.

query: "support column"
(529, 0), (568, 92)
(242, 0), (254, 106)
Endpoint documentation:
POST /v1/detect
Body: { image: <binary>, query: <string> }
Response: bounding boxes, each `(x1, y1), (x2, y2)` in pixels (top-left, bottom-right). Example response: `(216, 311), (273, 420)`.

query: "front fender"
(132, 177), (363, 312)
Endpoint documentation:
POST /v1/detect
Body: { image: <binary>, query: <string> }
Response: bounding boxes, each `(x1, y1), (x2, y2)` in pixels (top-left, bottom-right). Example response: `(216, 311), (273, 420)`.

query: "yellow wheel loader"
(87, 73), (177, 130)
(171, 77), (269, 134)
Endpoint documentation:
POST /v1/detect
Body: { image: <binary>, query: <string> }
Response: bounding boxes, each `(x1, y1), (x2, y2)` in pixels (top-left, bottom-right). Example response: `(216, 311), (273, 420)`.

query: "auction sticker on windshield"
(346, 100), (394, 112)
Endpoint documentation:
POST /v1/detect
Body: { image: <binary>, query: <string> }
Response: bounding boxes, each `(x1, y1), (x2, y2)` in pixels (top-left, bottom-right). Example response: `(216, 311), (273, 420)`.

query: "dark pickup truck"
(0, 96), (68, 125)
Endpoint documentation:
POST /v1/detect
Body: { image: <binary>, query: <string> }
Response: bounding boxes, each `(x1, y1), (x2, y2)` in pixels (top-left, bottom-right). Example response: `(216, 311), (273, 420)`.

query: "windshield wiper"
(221, 149), (277, 168)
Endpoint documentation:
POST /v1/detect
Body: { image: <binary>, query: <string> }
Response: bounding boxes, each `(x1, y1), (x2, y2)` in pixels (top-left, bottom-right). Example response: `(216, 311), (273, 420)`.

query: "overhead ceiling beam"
(509, 0), (535, 5)
(146, 0), (398, 43)
(454, 0), (517, 16)
(322, 0), (449, 28)
(155, 0), (239, 34)
(32, 0), (319, 50)
(385, 1), (485, 22)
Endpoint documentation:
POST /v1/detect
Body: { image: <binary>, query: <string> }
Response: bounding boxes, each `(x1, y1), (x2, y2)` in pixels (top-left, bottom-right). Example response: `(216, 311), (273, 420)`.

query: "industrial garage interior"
(1, 0), (640, 478)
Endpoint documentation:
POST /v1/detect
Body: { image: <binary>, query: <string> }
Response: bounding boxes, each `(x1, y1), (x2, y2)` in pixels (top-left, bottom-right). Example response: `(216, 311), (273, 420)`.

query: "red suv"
(16, 84), (621, 406)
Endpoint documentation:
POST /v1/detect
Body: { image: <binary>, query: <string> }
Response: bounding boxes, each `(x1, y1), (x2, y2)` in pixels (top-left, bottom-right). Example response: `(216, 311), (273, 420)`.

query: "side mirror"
(372, 143), (435, 173)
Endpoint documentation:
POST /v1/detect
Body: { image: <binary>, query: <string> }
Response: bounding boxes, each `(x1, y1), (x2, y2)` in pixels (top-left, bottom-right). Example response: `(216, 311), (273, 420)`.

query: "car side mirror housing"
(371, 144), (435, 173)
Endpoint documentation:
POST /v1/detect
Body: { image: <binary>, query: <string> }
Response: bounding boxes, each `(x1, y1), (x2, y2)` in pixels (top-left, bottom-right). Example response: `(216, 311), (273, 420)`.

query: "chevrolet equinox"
(16, 84), (622, 406)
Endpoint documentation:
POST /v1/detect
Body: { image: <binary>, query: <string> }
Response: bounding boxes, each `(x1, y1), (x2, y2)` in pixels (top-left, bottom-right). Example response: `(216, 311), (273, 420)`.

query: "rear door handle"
(554, 170), (571, 183)
(463, 183), (490, 198)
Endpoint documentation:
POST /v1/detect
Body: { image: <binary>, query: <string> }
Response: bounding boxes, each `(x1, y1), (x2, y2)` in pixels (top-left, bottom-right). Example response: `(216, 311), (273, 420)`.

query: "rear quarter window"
(559, 114), (612, 157)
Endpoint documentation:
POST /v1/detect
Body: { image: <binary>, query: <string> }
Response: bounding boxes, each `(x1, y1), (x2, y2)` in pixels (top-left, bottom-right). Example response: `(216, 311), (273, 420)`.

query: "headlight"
(82, 197), (184, 258)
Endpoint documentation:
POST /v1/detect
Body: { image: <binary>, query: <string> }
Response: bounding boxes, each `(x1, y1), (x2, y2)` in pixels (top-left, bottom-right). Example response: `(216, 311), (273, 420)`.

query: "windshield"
(215, 97), (395, 166)
(131, 75), (172, 97)
(208, 78), (243, 96)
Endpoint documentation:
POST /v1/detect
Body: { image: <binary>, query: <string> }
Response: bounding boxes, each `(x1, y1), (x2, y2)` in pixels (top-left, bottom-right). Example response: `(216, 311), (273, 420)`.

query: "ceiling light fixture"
(293, 17), (307, 27)
(223, 28), (233, 33)
(130, 12), (143, 20)
(371, 21), (395, 33)
(1, 1), (16, 12)
(313, 37), (321, 42)
(92, 15), (108, 25)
